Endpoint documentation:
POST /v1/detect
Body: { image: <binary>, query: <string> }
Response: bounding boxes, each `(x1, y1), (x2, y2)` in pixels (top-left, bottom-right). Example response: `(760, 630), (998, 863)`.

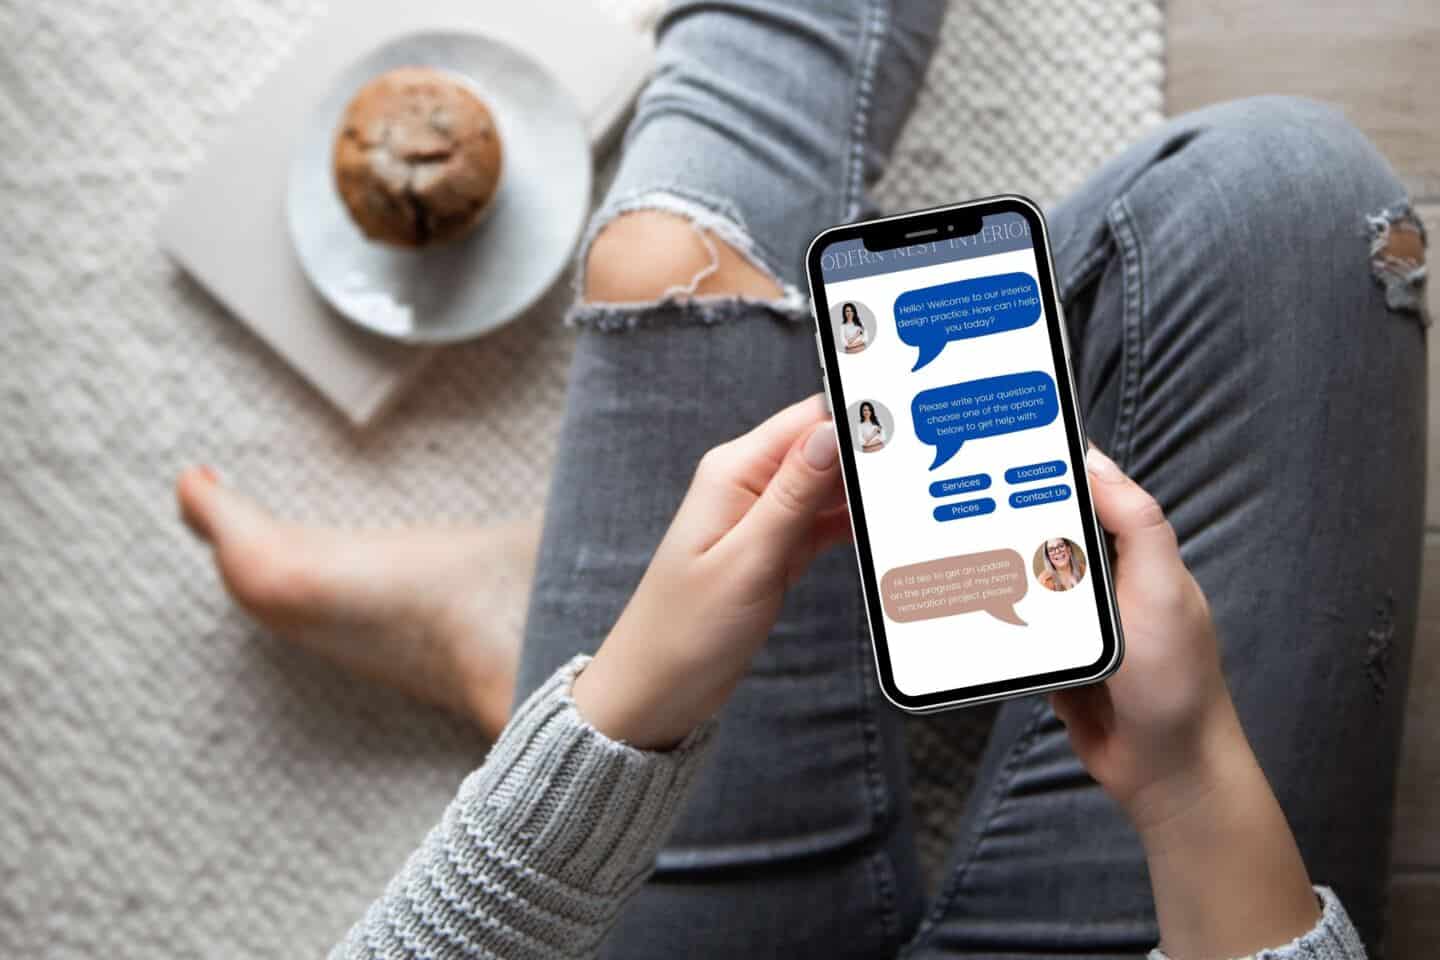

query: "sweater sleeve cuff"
(455, 654), (715, 895)
(330, 655), (716, 960)
(1147, 886), (1366, 960)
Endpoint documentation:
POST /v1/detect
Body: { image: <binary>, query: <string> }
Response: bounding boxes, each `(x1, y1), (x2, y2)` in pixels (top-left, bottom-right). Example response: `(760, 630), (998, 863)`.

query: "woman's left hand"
(572, 395), (849, 749)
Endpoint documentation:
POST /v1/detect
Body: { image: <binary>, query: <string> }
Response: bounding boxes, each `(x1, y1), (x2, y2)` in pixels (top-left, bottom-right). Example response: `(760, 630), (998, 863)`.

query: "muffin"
(332, 66), (503, 247)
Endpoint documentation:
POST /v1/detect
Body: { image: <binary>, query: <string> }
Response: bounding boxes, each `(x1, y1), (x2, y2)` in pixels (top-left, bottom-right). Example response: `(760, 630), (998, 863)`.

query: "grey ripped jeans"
(514, 1), (1429, 956)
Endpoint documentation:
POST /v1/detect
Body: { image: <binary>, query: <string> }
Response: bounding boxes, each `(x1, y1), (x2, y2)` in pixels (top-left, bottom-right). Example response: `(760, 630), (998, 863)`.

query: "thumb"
(730, 421), (842, 560)
(1086, 447), (1180, 571)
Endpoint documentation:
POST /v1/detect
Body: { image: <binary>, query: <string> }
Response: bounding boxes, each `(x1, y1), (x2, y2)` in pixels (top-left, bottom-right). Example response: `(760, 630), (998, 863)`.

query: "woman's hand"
(1056, 448), (1319, 958)
(572, 395), (848, 750)
(1050, 447), (1235, 820)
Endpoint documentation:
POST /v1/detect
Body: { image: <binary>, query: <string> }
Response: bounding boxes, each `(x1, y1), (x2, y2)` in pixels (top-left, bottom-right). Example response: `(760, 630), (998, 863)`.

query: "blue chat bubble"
(1004, 460), (1067, 485)
(894, 272), (1042, 371)
(912, 371), (1059, 471)
(928, 473), (991, 498)
(932, 498), (996, 522)
(1009, 484), (1072, 509)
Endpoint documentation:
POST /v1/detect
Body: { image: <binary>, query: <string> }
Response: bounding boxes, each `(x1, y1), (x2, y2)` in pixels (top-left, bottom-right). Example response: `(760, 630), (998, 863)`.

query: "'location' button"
(1004, 460), (1067, 484)
(1009, 484), (1072, 509)
(928, 473), (991, 498)
(933, 498), (996, 522)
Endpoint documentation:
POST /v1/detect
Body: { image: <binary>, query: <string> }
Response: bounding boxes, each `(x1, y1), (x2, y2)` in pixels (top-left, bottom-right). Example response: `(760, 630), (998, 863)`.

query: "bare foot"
(176, 467), (538, 739)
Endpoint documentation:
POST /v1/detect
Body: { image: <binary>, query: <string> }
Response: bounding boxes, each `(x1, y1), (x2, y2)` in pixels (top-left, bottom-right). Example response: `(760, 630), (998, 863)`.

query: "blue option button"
(928, 473), (991, 498)
(932, 498), (996, 522)
(1004, 460), (1067, 485)
(1009, 484), (1072, 509)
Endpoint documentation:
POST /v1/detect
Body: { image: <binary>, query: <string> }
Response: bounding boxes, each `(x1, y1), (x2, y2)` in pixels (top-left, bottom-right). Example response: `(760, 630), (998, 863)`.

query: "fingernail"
(199, 466), (219, 484)
(1086, 447), (1123, 482)
(803, 423), (839, 469)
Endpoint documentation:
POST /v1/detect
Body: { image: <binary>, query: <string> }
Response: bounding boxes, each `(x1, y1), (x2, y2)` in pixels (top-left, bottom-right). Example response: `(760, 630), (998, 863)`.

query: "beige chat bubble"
(879, 549), (1028, 627)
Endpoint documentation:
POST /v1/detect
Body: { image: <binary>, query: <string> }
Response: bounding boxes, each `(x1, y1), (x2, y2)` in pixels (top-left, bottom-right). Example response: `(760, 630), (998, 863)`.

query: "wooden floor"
(1166, 1), (1439, 953)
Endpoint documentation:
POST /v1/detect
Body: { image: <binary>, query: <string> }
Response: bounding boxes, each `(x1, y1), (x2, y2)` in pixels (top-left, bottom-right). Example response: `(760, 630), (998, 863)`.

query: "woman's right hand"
(1055, 448), (1320, 958)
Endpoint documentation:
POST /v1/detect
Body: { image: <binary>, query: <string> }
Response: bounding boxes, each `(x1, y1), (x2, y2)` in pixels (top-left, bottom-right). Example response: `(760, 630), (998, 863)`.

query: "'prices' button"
(932, 498), (996, 522)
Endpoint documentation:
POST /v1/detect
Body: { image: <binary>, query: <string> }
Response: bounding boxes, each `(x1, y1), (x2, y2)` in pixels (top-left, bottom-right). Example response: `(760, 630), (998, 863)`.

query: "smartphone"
(805, 195), (1122, 712)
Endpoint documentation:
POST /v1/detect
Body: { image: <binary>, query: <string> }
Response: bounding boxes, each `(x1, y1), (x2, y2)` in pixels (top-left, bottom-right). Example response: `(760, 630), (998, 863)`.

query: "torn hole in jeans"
(565, 189), (810, 331)
(1367, 203), (1429, 324)
(1364, 592), (1395, 702)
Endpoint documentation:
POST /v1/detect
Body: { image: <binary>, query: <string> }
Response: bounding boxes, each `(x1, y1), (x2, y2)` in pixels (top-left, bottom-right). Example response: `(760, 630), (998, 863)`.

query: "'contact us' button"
(928, 473), (991, 498)
(1004, 460), (1067, 484)
(932, 498), (996, 522)
(1009, 484), (1071, 509)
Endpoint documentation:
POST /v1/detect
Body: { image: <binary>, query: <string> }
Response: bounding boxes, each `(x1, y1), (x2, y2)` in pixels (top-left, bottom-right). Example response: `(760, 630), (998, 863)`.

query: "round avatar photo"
(1033, 537), (1087, 592)
(830, 300), (877, 355)
(847, 399), (894, 454)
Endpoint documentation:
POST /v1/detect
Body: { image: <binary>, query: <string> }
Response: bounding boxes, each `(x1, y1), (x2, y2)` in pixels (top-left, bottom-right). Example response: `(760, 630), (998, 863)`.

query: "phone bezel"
(805, 195), (1123, 713)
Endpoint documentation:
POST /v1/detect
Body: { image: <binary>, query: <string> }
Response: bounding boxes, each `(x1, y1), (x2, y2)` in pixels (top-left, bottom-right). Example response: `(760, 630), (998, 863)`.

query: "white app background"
(825, 247), (1102, 698)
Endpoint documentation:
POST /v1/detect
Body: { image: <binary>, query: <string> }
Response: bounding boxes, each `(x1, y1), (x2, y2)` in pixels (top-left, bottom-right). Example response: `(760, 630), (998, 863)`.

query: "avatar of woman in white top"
(858, 401), (886, 452)
(841, 303), (867, 353)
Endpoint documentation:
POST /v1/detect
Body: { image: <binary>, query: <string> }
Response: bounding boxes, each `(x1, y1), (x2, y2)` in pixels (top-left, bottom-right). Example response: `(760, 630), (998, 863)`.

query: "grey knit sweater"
(330, 656), (1367, 959)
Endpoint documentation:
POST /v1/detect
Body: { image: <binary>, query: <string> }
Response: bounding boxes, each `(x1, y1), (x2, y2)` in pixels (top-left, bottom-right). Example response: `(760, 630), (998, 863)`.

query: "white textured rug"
(0, 1), (1161, 954)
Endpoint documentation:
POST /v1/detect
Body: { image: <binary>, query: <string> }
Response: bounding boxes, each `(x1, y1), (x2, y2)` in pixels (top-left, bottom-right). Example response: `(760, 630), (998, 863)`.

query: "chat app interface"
(820, 212), (1101, 698)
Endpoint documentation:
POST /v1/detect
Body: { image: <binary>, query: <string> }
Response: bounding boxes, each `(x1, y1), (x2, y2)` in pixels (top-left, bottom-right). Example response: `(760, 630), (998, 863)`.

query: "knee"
(1148, 96), (1425, 325)
(1180, 96), (1405, 231)
(583, 210), (784, 303)
(1213, 97), (1427, 319)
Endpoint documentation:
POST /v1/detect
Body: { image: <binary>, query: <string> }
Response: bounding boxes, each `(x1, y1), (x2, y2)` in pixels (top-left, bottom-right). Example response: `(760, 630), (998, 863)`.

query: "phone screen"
(809, 200), (1118, 709)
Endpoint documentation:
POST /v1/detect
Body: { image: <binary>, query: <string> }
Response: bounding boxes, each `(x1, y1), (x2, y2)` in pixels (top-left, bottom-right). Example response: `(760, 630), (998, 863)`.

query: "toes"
(176, 467), (277, 547)
(176, 467), (312, 617)
(176, 466), (221, 542)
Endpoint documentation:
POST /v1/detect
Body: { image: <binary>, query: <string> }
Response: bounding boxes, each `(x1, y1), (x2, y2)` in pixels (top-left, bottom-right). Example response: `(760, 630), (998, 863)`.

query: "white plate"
(286, 31), (592, 344)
